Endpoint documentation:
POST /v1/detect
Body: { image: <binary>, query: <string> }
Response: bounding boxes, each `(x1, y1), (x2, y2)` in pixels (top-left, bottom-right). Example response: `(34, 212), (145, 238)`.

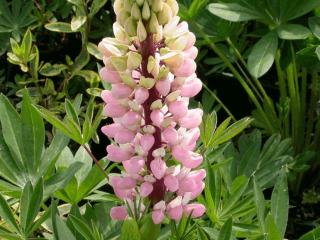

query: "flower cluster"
(99, 0), (205, 224)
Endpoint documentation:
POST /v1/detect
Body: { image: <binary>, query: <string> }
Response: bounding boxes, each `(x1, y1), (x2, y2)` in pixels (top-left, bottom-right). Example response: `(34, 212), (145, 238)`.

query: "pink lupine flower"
(110, 206), (128, 220)
(100, 0), (206, 224)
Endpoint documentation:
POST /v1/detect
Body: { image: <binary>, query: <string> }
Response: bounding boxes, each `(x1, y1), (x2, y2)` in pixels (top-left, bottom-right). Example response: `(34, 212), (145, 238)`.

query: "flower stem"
(140, 33), (166, 203)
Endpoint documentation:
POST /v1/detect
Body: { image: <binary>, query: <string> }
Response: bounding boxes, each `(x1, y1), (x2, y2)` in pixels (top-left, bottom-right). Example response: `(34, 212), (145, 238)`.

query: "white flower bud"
(137, 20), (147, 42)
(142, 1), (151, 20)
(140, 76), (156, 89)
(127, 51), (142, 70)
(150, 99), (163, 110)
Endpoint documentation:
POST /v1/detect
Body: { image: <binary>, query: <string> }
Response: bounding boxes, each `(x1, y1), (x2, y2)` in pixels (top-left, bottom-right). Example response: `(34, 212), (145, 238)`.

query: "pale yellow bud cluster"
(114, 0), (179, 42)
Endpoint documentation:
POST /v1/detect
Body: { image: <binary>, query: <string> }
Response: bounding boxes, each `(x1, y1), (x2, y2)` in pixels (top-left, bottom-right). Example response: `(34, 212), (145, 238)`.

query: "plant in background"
(177, 0), (320, 196)
(98, 0), (206, 226)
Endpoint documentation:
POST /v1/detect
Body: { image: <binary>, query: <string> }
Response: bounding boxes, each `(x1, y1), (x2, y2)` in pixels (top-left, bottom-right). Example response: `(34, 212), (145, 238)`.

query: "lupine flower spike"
(99, 0), (205, 224)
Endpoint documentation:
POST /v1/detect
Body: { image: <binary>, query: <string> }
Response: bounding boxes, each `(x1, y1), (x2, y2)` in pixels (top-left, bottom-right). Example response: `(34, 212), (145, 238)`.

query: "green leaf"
(214, 117), (252, 146)
(45, 22), (73, 33)
(76, 70), (100, 84)
(21, 90), (45, 174)
(248, 32), (278, 78)
(39, 132), (69, 177)
(51, 201), (76, 240)
(65, 99), (80, 128)
(217, 218), (232, 240)
(287, 0), (320, 21)
(316, 45), (320, 61)
(207, 3), (259, 22)
(309, 16), (320, 40)
(71, 16), (87, 31)
(87, 42), (103, 60)
(21, 29), (32, 61)
(44, 162), (83, 199)
(77, 158), (107, 198)
(298, 226), (320, 240)
(71, 48), (90, 76)
(90, 0), (108, 17)
(220, 176), (249, 216)
(20, 178), (43, 234)
(253, 177), (266, 233)
(0, 95), (24, 171)
(200, 112), (217, 148)
(74, 146), (92, 183)
(39, 63), (68, 76)
(69, 215), (96, 240)
(0, 193), (20, 233)
(271, 169), (288, 239)
(266, 214), (281, 240)
(121, 218), (141, 240)
(36, 106), (82, 144)
(0, 134), (20, 185)
(140, 214), (161, 240)
(277, 24), (311, 40)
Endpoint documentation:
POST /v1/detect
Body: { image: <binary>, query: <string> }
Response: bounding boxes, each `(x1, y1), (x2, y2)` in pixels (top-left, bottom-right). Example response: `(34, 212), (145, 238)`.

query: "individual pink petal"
(179, 178), (198, 193)
(167, 205), (183, 221)
(169, 101), (188, 119)
(101, 123), (121, 138)
(185, 32), (196, 49)
(150, 158), (167, 179)
(151, 110), (164, 127)
(184, 46), (198, 60)
(183, 203), (205, 218)
(179, 109), (203, 129)
(114, 128), (136, 144)
(164, 175), (179, 192)
(181, 152), (203, 168)
(100, 67), (121, 84)
(117, 176), (136, 189)
(140, 134), (155, 152)
(101, 90), (115, 104)
(188, 169), (206, 182)
(114, 188), (135, 199)
(106, 144), (132, 162)
(111, 84), (133, 99)
(156, 77), (171, 96)
(190, 182), (205, 199)
(110, 206), (128, 220)
(140, 182), (153, 197)
(135, 87), (149, 104)
(121, 111), (141, 126)
(163, 127), (179, 145)
(184, 128), (200, 148)
(104, 102), (128, 118)
(152, 210), (165, 224)
(172, 145), (189, 162)
(172, 58), (196, 77)
(123, 156), (145, 174)
(180, 77), (202, 97)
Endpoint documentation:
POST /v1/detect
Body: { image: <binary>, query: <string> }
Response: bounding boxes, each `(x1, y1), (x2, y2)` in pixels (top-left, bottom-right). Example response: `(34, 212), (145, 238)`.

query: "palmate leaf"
(0, 0), (36, 40)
